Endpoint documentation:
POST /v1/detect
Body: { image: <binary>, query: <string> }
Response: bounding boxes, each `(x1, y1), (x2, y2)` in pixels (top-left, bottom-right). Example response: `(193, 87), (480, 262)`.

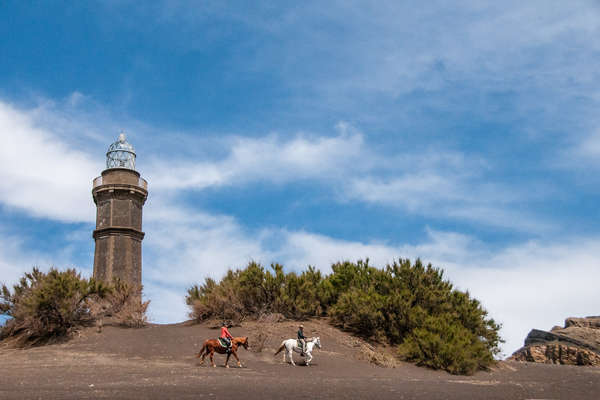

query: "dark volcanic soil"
(0, 319), (598, 399)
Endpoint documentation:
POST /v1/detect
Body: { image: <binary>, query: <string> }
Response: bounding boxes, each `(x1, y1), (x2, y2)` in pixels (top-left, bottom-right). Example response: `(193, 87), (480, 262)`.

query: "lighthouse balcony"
(93, 170), (148, 191)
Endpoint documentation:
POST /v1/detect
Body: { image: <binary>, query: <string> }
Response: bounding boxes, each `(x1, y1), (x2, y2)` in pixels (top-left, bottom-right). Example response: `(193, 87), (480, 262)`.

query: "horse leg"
(210, 350), (216, 368)
(306, 352), (312, 366)
(199, 346), (206, 365)
(230, 350), (242, 367)
(289, 349), (296, 366)
(225, 352), (230, 368)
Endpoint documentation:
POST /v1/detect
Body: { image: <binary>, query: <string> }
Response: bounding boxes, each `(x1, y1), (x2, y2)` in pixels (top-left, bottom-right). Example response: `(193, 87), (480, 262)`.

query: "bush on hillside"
(397, 314), (494, 375)
(186, 262), (327, 323)
(1, 267), (150, 345)
(0, 268), (109, 344)
(89, 278), (150, 329)
(186, 258), (501, 374)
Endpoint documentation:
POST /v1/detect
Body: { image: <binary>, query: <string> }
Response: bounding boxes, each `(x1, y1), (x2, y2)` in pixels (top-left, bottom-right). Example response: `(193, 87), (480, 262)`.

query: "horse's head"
(313, 336), (321, 349)
(238, 336), (249, 350)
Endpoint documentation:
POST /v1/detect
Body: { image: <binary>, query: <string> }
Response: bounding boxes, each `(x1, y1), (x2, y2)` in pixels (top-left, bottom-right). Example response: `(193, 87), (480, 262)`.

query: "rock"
(509, 316), (600, 366)
(565, 316), (600, 329)
(511, 343), (600, 366)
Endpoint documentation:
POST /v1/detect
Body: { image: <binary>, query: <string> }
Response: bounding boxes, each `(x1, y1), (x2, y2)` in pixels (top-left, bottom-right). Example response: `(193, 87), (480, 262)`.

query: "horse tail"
(274, 341), (286, 356)
(197, 342), (207, 358)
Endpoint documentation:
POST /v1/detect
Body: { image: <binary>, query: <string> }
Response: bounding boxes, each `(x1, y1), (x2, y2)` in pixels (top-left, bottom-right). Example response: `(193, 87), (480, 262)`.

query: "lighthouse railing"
(93, 175), (147, 190)
(93, 176), (103, 188)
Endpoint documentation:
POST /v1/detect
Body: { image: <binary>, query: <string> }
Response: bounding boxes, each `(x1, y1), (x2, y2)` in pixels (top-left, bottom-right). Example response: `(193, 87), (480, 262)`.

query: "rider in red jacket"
(220, 321), (233, 352)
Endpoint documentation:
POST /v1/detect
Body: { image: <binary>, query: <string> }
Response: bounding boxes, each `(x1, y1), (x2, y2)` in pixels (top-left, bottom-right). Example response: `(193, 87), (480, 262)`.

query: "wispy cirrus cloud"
(146, 122), (366, 190)
(0, 94), (558, 238)
(346, 174), (554, 232)
(147, 126), (549, 232)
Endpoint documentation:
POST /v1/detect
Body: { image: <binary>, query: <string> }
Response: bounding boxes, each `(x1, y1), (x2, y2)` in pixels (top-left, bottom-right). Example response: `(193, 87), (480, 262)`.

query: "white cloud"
(279, 231), (398, 269)
(146, 122), (365, 190)
(346, 171), (552, 232)
(180, 1), (599, 102)
(144, 124), (548, 231)
(142, 202), (273, 287)
(448, 239), (600, 358)
(348, 174), (464, 211)
(567, 129), (600, 167)
(92, 1), (600, 175)
(0, 96), (551, 231)
(0, 101), (101, 222)
(0, 235), (45, 287)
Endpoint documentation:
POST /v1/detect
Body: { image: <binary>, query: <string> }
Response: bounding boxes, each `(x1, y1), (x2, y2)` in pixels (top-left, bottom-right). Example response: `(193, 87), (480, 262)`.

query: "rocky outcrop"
(565, 316), (600, 329)
(510, 316), (600, 366)
(511, 343), (600, 366)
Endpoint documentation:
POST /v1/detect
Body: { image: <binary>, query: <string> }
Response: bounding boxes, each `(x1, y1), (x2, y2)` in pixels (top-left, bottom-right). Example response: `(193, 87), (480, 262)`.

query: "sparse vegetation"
(1, 267), (149, 346)
(357, 343), (400, 368)
(186, 259), (502, 375)
(90, 278), (150, 329)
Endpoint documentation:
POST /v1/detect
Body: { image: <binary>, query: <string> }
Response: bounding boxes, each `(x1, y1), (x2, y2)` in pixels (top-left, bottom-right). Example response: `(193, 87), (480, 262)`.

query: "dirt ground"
(0, 319), (599, 399)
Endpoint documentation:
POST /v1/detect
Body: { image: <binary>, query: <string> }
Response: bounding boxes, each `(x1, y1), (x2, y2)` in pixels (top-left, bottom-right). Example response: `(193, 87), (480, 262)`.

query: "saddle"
(218, 337), (230, 349)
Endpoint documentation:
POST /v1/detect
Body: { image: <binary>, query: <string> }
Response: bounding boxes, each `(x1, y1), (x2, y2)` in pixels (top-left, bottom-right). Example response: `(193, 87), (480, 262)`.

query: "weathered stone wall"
(92, 168), (147, 288)
(100, 168), (142, 186)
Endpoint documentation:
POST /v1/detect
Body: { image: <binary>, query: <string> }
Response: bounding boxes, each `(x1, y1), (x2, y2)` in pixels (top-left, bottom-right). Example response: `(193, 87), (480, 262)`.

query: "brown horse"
(197, 336), (249, 368)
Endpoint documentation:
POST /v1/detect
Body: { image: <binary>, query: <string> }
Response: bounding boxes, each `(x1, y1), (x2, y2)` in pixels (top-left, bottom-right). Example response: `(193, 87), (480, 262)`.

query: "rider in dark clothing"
(298, 325), (306, 356)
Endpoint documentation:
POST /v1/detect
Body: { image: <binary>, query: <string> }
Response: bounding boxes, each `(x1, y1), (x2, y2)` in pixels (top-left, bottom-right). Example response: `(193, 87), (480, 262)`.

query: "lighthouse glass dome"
(106, 133), (136, 170)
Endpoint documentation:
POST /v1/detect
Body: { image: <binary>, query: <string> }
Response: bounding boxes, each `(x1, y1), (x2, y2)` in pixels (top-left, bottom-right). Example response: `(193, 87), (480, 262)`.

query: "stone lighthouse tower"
(92, 133), (148, 287)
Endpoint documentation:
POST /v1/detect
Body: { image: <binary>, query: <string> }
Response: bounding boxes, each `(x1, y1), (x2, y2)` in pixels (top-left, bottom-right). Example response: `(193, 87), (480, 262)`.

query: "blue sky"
(1, 1), (599, 356)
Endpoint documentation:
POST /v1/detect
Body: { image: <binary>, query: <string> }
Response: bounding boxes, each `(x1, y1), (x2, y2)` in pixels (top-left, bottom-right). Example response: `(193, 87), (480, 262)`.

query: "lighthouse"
(92, 133), (148, 288)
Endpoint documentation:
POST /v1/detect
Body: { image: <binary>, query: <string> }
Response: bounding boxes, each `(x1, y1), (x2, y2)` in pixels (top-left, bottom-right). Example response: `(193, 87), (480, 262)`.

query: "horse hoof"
(225, 365), (229, 368)
(237, 363), (241, 368)
(212, 365), (216, 368)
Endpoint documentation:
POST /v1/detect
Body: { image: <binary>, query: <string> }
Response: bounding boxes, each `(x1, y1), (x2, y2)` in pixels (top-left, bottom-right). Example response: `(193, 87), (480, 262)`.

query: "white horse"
(274, 336), (321, 366)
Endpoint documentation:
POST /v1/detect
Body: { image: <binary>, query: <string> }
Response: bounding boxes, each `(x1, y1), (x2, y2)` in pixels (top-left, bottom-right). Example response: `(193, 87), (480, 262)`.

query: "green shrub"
(186, 262), (326, 322)
(186, 258), (502, 374)
(398, 314), (495, 375)
(329, 287), (386, 340)
(0, 267), (109, 344)
(1, 268), (150, 345)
